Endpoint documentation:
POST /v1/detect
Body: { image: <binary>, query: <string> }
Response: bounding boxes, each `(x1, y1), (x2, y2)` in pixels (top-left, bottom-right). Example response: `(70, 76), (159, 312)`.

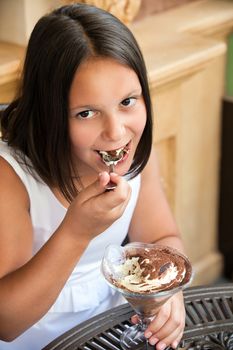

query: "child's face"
(69, 57), (146, 179)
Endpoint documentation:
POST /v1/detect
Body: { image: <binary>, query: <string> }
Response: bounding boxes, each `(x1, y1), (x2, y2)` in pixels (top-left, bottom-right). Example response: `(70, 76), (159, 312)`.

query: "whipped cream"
(113, 248), (187, 294)
(99, 147), (128, 166)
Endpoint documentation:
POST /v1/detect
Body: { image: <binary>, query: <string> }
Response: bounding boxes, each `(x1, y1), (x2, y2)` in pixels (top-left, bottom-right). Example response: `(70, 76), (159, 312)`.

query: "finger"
(107, 172), (123, 192)
(103, 172), (123, 191)
(109, 172), (119, 184)
(147, 327), (182, 348)
(171, 332), (183, 349)
(99, 172), (111, 187)
(105, 174), (131, 207)
(153, 312), (184, 341)
(131, 315), (139, 324)
(149, 310), (185, 349)
(146, 292), (185, 337)
(152, 310), (185, 343)
(78, 171), (110, 203)
(153, 327), (184, 350)
(145, 302), (171, 336)
(105, 184), (131, 217)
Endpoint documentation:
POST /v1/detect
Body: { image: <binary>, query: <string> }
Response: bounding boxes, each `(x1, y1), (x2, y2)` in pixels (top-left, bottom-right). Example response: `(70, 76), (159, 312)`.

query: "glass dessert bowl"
(101, 242), (193, 350)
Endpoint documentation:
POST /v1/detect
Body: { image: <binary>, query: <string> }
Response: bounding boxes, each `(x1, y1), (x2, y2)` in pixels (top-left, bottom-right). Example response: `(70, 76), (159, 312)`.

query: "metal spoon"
(99, 150), (124, 190)
(106, 162), (117, 190)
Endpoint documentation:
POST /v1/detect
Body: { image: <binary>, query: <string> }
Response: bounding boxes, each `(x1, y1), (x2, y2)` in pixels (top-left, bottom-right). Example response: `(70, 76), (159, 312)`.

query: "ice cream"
(99, 147), (129, 189)
(99, 147), (128, 166)
(112, 246), (191, 294)
(102, 243), (193, 319)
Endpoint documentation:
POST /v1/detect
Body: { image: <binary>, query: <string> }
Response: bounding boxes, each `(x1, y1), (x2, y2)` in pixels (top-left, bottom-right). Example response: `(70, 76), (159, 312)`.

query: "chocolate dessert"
(102, 243), (193, 318)
(99, 147), (128, 166)
(98, 148), (128, 189)
(112, 246), (192, 294)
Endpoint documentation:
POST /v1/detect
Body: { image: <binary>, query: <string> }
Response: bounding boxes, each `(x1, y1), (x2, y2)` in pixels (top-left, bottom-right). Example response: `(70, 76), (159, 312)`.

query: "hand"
(62, 171), (131, 242)
(131, 291), (185, 349)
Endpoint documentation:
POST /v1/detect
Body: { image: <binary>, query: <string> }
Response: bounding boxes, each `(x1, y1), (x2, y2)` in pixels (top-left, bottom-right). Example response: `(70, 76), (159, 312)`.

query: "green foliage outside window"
(226, 34), (233, 97)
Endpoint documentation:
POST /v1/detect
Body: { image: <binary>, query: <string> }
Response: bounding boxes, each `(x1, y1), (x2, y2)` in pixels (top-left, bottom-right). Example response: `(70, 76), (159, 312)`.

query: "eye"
(76, 110), (95, 119)
(121, 97), (136, 107)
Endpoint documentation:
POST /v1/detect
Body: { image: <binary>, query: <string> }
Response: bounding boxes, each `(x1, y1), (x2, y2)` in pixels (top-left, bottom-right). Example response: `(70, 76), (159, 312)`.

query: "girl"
(0, 3), (185, 349)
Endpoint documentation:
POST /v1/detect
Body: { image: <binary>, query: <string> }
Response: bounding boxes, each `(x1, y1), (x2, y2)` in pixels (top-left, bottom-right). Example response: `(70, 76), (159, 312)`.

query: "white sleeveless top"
(0, 140), (141, 349)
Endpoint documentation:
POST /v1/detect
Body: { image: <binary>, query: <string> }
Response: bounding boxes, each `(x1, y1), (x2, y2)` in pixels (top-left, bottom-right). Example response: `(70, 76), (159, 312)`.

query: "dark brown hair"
(0, 3), (153, 201)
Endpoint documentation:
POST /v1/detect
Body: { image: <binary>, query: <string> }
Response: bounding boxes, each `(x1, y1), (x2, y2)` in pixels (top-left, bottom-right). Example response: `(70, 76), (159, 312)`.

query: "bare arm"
(0, 157), (89, 340)
(0, 157), (131, 341)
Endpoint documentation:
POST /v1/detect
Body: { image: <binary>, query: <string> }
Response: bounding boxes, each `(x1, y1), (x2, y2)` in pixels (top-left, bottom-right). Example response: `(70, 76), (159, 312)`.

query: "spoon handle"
(105, 163), (116, 191)
(109, 163), (114, 173)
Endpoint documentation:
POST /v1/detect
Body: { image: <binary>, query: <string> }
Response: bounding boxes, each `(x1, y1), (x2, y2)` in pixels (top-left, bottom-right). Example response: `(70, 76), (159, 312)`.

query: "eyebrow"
(123, 88), (142, 98)
(69, 88), (142, 111)
(70, 104), (95, 111)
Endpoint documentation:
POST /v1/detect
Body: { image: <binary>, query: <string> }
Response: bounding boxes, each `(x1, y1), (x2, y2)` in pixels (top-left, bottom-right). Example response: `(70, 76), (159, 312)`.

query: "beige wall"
(135, 0), (198, 20)
(0, 0), (200, 45)
(0, 0), (61, 45)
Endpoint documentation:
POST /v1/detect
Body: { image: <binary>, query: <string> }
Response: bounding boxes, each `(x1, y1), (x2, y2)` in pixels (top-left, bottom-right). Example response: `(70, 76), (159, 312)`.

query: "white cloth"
(0, 140), (141, 350)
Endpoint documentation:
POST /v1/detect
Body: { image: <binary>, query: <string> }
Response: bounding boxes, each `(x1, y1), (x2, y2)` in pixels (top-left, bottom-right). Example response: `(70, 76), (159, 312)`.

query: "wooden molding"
(0, 42), (24, 85)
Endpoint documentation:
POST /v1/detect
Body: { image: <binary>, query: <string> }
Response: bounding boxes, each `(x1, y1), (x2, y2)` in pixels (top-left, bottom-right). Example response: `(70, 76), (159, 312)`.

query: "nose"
(102, 113), (126, 142)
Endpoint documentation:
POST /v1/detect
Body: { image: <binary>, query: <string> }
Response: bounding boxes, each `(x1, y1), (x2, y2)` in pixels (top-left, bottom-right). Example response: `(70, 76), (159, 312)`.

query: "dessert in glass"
(101, 242), (193, 350)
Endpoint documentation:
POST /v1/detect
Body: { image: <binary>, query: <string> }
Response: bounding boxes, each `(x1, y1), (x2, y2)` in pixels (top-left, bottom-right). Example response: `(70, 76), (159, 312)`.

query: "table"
(43, 284), (233, 350)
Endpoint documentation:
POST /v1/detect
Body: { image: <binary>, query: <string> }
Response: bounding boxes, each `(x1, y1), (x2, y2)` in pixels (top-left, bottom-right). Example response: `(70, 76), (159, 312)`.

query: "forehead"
(69, 57), (141, 107)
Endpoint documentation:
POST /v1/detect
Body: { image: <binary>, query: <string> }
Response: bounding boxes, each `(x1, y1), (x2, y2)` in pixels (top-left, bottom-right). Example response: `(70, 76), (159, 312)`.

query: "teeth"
(99, 146), (128, 166)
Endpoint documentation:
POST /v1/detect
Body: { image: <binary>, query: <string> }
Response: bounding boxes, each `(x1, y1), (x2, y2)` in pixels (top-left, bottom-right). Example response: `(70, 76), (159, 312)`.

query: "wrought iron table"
(43, 284), (233, 350)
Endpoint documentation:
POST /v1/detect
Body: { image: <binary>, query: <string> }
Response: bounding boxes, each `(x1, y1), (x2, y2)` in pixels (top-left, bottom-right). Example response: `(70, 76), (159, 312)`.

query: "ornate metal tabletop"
(43, 284), (233, 350)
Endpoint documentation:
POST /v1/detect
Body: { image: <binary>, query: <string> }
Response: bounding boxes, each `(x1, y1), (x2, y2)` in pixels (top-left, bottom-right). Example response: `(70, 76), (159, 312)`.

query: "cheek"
(134, 106), (147, 136)
(69, 121), (95, 150)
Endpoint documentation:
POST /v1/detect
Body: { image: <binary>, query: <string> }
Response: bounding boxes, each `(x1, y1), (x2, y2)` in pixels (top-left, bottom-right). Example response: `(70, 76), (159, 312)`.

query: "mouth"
(96, 142), (130, 166)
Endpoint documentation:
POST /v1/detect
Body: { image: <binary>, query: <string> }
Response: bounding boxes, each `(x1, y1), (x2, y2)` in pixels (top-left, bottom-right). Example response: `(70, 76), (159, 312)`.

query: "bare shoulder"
(0, 156), (33, 277)
(0, 156), (30, 206)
